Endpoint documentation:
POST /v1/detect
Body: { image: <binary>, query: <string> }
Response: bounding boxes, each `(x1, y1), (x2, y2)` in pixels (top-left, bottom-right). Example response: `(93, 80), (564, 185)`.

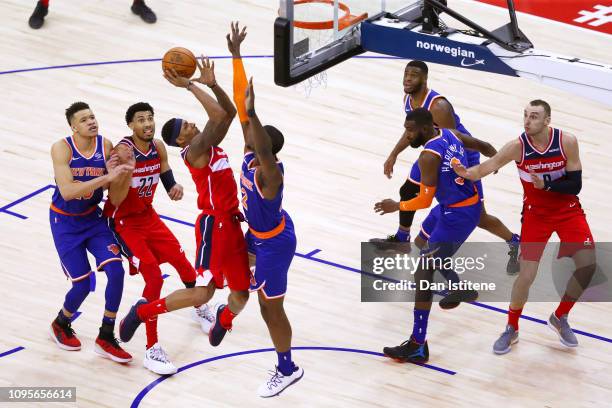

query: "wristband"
(160, 170), (177, 192)
(247, 108), (256, 118)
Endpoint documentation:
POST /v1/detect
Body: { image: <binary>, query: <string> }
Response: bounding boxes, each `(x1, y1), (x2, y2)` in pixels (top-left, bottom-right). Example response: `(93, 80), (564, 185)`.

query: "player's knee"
(233, 290), (250, 307)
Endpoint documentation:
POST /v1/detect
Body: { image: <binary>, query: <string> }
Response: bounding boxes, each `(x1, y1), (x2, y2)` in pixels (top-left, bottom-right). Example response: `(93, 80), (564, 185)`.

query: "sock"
(219, 306), (237, 329)
(555, 301), (575, 319)
(99, 322), (115, 340)
(137, 298), (168, 321)
(102, 315), (116, 327)
(395, 228), (410, 242)
(411, 309), (430, 344)
(277, 350), (296, 376)
(507, 307), (523, 330)
(40, 0), (49, 7)
(145, 317), (158, 349)
(508, 233), (520, 244)
(183, 280), (196, 288)
(56, 310), (70, 327)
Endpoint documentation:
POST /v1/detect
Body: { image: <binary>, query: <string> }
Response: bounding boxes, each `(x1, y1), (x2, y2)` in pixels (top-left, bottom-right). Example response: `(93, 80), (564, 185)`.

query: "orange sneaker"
(49, 321), (81, 351)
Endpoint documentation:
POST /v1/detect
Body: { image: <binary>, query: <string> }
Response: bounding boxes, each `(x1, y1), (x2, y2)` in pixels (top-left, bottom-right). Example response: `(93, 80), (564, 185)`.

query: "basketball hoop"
(293, 0), (368, 30)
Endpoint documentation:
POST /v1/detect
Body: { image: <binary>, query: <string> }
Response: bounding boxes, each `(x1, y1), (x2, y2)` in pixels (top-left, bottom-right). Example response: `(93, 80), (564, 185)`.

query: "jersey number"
(240, 187), (248, 210)
(137, 177), (154, 198)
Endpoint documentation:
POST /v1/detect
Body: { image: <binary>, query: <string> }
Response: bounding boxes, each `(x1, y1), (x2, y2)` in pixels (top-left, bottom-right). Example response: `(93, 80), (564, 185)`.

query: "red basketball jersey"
(516, 127), (577, 208)
(181, 145), (239, 214)
(104, 137), (161, 219)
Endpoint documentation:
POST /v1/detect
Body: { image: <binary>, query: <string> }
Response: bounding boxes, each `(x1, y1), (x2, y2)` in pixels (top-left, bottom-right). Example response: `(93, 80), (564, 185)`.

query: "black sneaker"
(209, 304), (230, 347)
(506, 235), (520, 275)
(383, 336), (429, 364)
(369, 234), (411, 252)
(28, 1), (48, 29)
(131, 1), (157, 24)
(119, 298), (147, 342)
(439, 289), (479, 309)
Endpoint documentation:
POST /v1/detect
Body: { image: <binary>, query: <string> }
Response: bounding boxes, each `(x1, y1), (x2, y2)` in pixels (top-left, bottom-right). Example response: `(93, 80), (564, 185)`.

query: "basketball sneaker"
(192, 303), (217, 335)
(493, 325), (519, 355)
(143, 343), (177, 375)
(131, 1), (157, 24)
(439, 288), (479, 309)
(119, 297), (147, 342)
(28, 1), (48, 29)
(49, 320), (81, 351)
(369, 234), (411, 252)
(209, 304), (230, 347)
(257, 366), (304, 398)
(547, 313), (578, 347)
(506, 234), (520, 275)
(383, 336), (429, 364)
(94, 332), (133, 364)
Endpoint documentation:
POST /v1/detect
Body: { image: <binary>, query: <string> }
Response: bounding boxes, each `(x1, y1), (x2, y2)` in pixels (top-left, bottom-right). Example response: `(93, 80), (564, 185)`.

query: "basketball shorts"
(520, 200), (595, 262)
(109, 208), (186, 275)
(246, 213), (297, 299)
(50, 207), (122, 281)
(194, 211), (250, 291)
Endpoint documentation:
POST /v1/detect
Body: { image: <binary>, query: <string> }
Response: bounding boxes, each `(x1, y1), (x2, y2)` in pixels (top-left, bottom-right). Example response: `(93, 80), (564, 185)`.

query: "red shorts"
(111, 208), (186, 274)
(194, 211), (250, 291)
(520, 199), (595, 262)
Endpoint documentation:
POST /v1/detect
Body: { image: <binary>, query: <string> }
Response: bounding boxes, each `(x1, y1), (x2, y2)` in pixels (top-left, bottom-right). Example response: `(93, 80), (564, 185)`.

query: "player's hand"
(450, 157), (470, 179)
(374, 199), (400, 215)
(529, 170), (545, 189)
(195, 55), (216, 88)
(245, 77), (255, 112)
(167, 184), (184, 201)
(107, 164), (134, 182)
(163, 68), (191, 88)
(226, 21), (247, 58)
(383, 155), (396, 179)
(106, 153), (120, 172)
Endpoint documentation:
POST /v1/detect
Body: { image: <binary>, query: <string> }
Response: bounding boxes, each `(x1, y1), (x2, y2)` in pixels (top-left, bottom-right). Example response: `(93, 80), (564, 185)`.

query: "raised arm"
(245, 78), (283, 199)
(452, 138), (522, 181)
(194, 55), (236, 135)
(452, 130), (497, 158)
(227, 21), (250, 145)
(155, 139), (184, 200)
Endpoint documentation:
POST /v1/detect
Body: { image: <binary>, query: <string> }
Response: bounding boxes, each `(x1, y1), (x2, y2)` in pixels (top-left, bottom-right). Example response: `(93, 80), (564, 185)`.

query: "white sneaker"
(257, 366), (304, 398)
(192, 303), (217, 335)
(143, 343), (177, 375)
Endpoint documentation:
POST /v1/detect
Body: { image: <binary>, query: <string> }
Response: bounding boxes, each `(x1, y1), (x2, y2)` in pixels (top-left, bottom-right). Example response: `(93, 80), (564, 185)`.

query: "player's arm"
(374, 151), (439, 215)
(430, 98), (457, 129)
(533, 132), (582, 194)
(155, 139), (184, 201)
(51, 140), (130, 201)
(452, 130), (497, 158)
(384, 128), (411, 179)
(452, 139), (521, 181)
(245, 78), (283, 199)
(227, 21), (250, 148)
(105, 139), (134, 207)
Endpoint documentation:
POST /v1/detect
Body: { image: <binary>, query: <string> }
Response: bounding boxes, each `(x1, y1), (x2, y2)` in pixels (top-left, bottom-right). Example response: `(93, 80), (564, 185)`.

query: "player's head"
(524, 99), (551, 136)
(404, 107), (435, 148)
(404, 60), (428, 94)
(263, 125), (285, 155)
(161, 118), (200, 148)
(65, 101), (97, 138)
(126, 102), (155, 142)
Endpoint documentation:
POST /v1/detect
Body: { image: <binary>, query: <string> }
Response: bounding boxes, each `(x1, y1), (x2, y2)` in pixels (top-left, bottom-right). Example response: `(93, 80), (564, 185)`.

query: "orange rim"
(292, 0), (368, 30)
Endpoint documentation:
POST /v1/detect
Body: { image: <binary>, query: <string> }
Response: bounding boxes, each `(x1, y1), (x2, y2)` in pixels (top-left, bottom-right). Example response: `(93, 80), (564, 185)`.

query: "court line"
(0, 184), (54, 219)
(130, 346), (455, 408)
(0, 346), (25, 359)
(4, 185), (612, 344)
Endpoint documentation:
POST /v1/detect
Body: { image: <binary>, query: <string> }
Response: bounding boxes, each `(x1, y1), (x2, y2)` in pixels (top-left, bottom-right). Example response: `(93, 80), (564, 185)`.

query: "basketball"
(162, 47), (197, 78)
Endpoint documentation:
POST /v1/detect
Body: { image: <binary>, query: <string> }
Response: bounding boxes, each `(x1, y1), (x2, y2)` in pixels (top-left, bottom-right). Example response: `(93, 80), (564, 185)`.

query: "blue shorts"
(423, 202), (481, 260)
(246, 213), (296, 299)
(50, 208), (123, 281)
(418, 205), (441, 241)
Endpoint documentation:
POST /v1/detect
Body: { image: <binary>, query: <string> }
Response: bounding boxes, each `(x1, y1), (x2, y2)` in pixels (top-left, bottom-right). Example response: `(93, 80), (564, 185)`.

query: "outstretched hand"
(226, 21), (247, 57)
(195, 55), (216, 87)
(163, 68), (191, 88)
(374, 199), (400, 215)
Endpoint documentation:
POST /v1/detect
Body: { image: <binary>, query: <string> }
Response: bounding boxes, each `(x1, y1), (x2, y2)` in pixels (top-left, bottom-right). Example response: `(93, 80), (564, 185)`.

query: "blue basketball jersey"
(422, 129), (477, 206)
(240, 152), (285, 233)
(404, 88), (479, 166)
(51, 135), (106, 215)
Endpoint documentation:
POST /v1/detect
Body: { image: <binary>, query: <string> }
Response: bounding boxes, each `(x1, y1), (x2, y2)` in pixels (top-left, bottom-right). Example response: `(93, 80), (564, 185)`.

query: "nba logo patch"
(107, 244), (120, 255)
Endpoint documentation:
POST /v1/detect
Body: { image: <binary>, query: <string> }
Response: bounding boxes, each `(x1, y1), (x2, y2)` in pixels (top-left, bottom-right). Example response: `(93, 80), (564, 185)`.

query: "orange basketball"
(162, 47), (197, 78)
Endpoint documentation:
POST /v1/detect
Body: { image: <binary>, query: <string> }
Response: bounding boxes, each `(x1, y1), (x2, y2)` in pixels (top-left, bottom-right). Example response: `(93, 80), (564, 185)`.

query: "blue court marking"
(158, 214), (194, 227)
(0, 346), (25, 358)
(131, 346), (455, 407)
(161, 274), (170, 279)
(302, 248), (322, 258)
(0, 184), (55, 219)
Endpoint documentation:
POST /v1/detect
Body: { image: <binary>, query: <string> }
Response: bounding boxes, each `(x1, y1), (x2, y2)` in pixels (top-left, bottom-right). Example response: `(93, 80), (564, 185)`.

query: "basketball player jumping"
(452, 100), (596, 354)
(375, 108), (497, 363)
(229, 22), (304, 397)
(49, 102), (133, 363)
(103, 102), (213, 375)
(120, 56), (251, 348)
(372, 60), (520, 275)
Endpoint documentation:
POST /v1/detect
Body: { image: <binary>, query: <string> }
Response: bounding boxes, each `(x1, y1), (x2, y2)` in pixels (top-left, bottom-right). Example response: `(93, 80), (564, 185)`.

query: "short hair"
(406, 60), (428, 74)
(264, 125), (284, 155)
(65, 102), (90, 125)
(125, 102), (154, 124)
(405, 107), (433, 127)
(161, 118), (176, 146)
(529, 99), (551, 117)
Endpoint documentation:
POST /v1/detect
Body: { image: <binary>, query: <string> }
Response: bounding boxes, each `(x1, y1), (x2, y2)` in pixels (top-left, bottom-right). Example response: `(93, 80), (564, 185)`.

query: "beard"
(410, 131), (426, 148)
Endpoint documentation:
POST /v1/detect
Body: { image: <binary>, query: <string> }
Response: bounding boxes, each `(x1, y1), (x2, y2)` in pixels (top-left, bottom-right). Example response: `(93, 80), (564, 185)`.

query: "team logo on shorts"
(107, 244), (120, 255)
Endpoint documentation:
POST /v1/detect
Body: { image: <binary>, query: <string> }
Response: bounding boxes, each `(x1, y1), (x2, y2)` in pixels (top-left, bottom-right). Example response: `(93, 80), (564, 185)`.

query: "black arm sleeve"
(544, 170), (582, 195)
(160, 169), (177, 192)
(399, 179), (420, 227)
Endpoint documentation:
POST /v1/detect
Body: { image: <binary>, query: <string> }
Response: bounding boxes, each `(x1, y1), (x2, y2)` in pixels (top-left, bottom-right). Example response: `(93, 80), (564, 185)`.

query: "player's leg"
(28, 0), (49, 29)
(131, 0), (156, 24)
(414, 204), (440, 250)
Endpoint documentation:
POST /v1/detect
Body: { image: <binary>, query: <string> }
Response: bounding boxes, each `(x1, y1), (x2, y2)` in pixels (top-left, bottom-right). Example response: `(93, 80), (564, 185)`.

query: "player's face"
(71, 109), (98, 138)
(177, 121), (200, 146)
(523, 105), (550, 136)
(130, 111), (155, 142)
(403, 67), (426, 94)
(404, 119), (426, 148)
